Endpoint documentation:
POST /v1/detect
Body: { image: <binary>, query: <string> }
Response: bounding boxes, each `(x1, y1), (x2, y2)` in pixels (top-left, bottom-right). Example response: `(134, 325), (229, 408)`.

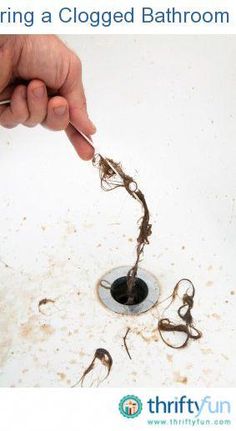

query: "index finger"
(60, 54), (96, 137)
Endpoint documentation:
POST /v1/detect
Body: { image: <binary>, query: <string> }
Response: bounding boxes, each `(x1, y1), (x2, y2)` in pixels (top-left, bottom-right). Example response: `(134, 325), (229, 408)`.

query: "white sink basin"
(0, 35), (235, 387)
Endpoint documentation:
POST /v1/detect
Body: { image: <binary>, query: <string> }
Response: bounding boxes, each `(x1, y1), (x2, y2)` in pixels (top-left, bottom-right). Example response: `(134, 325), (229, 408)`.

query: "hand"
(0, 35), (96, 160)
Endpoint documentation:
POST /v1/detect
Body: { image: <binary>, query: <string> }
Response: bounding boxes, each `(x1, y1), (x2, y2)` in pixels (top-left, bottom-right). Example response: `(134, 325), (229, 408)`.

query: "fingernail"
(54, 105), (67, 116)
(32, 85), (45, 98)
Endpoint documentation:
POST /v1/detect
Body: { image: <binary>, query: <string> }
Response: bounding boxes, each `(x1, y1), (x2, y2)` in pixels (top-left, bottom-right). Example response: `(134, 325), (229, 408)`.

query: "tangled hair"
(93, 154), (152, 303)
(158, 279), (202, 349)
(72, 348), (113, 387)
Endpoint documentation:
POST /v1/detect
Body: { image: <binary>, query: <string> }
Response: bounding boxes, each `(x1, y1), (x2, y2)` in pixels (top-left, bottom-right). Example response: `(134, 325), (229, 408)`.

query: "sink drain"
(97, 266), (160, 315)
(111, 277), (148, 305)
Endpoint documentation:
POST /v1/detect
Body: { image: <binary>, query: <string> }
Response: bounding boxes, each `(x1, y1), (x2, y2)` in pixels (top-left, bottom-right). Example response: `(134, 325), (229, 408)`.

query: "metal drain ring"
(97, 266), (160, 315)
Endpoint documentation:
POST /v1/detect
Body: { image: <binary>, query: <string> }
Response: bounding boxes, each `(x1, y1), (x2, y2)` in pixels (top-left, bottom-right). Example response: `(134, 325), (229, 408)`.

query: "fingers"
(65, 123), (95, 160)
(0, 82), (70, 132)
(42, 96), (69, 131)
(0, 78), (49, 128)
(23, 80), (47, 127)
(60, 54), (96, 137)
(0, 39), (14, 94)
(0, 85), (29, 128)
(0, 59), (96, 161)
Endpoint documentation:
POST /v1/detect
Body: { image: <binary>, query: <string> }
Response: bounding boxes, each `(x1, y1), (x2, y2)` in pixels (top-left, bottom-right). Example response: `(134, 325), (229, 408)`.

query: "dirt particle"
(201, 348), (212, 355)
(186, 363), (193, 370)
(174, 372), (188, 384)
(166, 354), (173, 363)
(138, 329), (159, 343)
(64, 221), (77, 234)
(206, 281), (213, 287)
(230, 290), (235, 295)
(221, 354), (229, 360)
(20, 323), (32, 338)
(40, 324), (55, 335)
(211, 313), (221, 320)
(57, 372), (66, 381)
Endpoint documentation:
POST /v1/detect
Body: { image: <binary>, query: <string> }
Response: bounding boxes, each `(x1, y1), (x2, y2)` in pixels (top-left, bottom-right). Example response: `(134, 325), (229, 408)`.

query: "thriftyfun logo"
(119, 395), (231, 420)
(147, 396), (231, 417)
(119, 395), (143, 419)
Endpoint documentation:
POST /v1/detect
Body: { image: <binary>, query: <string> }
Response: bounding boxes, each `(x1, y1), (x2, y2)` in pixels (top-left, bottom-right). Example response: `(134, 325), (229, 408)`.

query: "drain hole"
(111, 276), (148, 305)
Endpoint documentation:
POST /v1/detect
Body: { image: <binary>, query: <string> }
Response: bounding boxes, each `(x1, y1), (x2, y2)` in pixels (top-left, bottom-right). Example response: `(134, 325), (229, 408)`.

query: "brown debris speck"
(166, 354), (173, 363)
(211, 313), (221, 320)
(40, 324), (54, 335)
(57, 372), (66, 381)
(174, 372), (188, 384)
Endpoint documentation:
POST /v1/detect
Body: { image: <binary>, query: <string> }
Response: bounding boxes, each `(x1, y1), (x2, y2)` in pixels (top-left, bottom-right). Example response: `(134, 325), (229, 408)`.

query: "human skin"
(0, 35), (96, 160)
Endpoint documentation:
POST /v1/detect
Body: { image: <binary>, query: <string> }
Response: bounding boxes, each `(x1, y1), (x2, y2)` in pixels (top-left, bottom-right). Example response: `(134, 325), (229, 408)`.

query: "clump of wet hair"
(72, 348), (113, 388)
(158, 279), (202, 349)
(93, 154), (151, 304)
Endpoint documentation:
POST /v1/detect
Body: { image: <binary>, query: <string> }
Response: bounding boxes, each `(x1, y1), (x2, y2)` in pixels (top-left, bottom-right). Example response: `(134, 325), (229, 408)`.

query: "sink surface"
(0, 35), (235, 387)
